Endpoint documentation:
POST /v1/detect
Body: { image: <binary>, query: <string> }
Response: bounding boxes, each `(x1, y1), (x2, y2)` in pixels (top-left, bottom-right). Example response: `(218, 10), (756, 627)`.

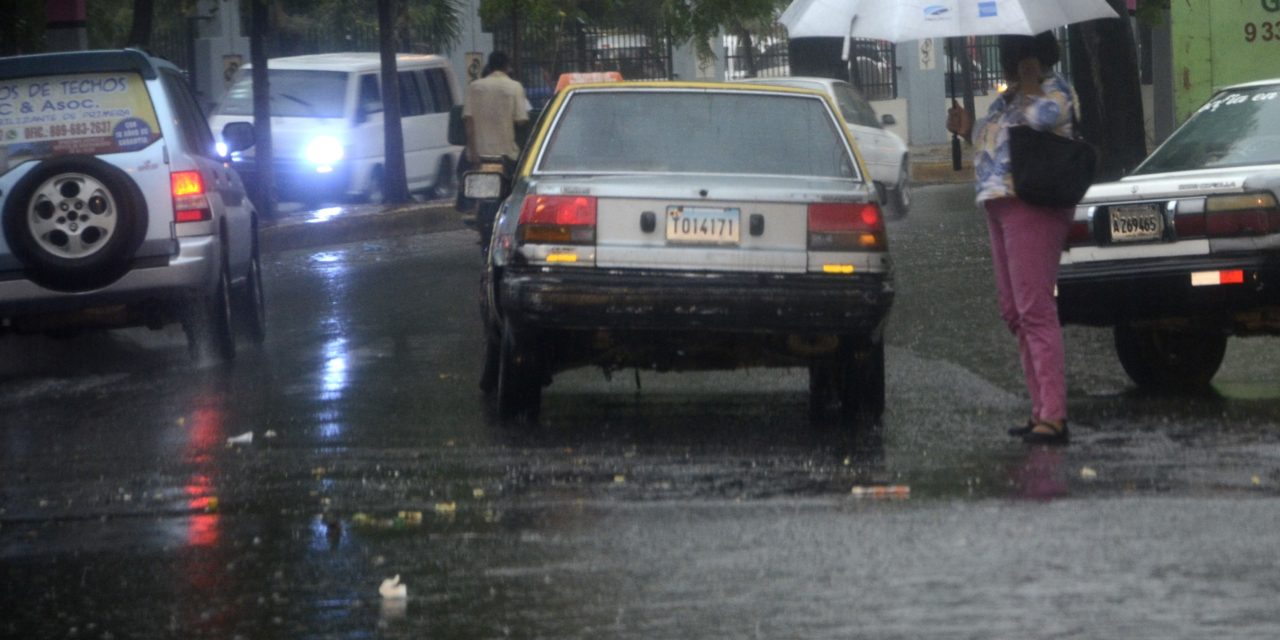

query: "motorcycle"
(458, 155), (513, 256)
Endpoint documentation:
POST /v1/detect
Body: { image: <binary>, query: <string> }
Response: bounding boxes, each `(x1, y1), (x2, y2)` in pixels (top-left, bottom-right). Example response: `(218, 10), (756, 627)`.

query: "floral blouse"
(973, 71), (1077, 203)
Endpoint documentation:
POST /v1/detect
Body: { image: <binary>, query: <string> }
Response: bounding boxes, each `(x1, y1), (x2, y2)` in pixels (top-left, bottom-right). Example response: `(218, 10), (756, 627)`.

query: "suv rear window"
(217, 70), (348, 118)
(1, 72), (161, 175)
(537, 90), (859, 179)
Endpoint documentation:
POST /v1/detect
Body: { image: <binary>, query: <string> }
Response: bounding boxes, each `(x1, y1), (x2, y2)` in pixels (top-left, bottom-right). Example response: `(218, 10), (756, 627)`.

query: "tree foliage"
(277, 0), (462, 52)
(479, 0), (787, 60)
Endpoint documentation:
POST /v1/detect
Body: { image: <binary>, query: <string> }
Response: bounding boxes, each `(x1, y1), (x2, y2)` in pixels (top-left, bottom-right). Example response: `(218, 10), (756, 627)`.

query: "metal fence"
(945, 31), (1074, 98)
(493, 22), (673, 110)
(723, 25), (898, 100)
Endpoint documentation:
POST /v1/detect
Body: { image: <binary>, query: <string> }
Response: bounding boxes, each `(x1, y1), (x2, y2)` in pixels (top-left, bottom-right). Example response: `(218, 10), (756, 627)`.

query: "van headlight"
(304, 136), (345, 167)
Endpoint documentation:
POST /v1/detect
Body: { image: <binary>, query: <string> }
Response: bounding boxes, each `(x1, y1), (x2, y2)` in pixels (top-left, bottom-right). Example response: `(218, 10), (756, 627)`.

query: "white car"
(1057, 78), (1280, 389)
(740, 77), (910, 218)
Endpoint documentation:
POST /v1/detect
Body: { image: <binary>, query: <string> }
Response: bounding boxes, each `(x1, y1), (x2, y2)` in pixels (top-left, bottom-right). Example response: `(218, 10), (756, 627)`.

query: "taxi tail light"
(1200, 193), (1280, 238)
(171, 171), (211, 223)
(808, 202), (885, 251)
(518, 195), (597, 245)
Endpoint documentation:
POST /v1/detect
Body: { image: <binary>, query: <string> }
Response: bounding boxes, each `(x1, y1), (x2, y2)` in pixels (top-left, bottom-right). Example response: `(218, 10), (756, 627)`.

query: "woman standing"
(956, 32), (1077, 445)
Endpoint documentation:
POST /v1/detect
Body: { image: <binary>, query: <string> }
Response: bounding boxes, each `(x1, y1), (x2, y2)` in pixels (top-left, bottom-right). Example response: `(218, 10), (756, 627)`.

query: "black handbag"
(1008, 115), (1097, 208)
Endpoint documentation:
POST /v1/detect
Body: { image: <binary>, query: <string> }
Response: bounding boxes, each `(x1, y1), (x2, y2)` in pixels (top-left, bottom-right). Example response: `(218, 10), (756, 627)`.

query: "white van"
(209, 52), (461, 205)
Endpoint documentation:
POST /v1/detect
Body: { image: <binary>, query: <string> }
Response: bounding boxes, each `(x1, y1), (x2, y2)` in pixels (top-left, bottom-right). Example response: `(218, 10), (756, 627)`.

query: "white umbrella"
(780, 0), (1120, 42)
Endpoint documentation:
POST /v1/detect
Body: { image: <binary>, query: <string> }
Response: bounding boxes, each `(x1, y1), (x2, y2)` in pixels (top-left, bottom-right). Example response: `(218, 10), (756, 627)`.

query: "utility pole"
(250, 0), (276, 219)
(45, 0), (87, 52)
(378, 0), (410, 203)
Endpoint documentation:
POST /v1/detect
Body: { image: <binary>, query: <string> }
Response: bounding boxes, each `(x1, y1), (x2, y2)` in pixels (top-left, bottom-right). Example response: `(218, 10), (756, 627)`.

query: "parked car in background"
(0, 49), (264, 361)
(1057, 78), (1280, 389)
(209, 52), (461, 207)
(467, 81), (894, 426)
(739, 77), (910, 218)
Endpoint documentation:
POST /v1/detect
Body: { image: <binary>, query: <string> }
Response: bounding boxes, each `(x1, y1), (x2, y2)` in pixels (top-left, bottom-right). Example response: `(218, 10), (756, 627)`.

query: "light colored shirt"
(973, 71), (1076, 203)
(462, 71), (529, 161)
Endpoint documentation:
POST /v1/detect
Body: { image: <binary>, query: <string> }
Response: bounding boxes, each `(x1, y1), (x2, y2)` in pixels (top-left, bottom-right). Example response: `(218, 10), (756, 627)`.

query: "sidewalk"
(258, 199), (463, 254)
(910, 143), (973, 185)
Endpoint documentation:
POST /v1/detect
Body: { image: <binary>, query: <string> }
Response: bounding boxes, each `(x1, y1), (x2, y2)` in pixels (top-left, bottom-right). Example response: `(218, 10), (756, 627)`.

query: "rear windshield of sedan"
(1135, 85), (1280, 175)
(537, 90), (859, 179)
(216, 70), (348, 118)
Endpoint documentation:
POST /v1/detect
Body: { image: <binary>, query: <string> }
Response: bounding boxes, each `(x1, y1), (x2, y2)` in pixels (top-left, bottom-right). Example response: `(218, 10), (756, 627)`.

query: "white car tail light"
(1177, 192), (1280, 238)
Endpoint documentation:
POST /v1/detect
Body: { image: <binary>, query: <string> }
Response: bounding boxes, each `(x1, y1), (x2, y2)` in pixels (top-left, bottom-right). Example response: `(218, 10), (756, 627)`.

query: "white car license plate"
(666, 206), (741, 244)
(1110, 204), (1164, 242)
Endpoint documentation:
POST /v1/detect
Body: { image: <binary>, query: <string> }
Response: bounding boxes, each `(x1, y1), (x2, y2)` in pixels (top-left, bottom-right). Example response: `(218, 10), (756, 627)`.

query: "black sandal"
(1022, 421), (1069, 445)
(1008, 419), (1036, 437)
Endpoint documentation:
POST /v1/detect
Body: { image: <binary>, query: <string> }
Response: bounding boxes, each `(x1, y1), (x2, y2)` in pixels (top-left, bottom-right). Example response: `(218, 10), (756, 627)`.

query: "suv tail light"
(1177, 192), (1280, 238)
(519, 195), (597, 245)
(808, 202), (885, 251)
(171, 171), (211, 223)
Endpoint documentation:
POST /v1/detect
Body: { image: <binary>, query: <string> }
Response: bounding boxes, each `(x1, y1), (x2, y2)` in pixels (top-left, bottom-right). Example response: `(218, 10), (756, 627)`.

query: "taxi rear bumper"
(499, 267), (894, 336)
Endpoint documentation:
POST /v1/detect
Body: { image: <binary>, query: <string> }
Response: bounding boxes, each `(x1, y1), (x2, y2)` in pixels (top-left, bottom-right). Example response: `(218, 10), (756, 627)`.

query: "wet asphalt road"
(3, 184), (1280, 639)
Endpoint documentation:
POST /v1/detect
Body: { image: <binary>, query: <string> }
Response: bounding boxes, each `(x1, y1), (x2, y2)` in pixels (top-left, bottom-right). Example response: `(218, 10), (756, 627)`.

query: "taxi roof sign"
(555, 71), (623, 92)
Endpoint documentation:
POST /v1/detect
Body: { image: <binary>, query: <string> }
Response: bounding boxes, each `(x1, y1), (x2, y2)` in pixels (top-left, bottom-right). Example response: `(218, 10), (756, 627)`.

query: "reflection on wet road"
(4, 188), (1280, 638)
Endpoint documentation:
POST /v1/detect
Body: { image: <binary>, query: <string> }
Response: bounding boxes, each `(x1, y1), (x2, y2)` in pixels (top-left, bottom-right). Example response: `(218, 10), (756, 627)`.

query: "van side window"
(160, 69), (216, 157)
(358, 74), (382, 122)
(397, 70), (426, 117)
(423, 68), (454, 113)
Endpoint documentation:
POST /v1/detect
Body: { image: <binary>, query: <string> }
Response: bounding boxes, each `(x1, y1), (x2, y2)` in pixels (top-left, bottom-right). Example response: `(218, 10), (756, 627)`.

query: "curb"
(259, 202), (468, 254)
(911, 161), (973, 186)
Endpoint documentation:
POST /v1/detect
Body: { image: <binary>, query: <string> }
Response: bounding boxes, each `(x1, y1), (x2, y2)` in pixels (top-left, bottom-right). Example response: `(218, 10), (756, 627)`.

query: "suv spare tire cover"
(2, 155), (149, 292)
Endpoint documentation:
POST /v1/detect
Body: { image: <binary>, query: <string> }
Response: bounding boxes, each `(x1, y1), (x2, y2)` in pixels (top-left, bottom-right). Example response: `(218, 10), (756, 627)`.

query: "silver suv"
(0, 49), (264, 361)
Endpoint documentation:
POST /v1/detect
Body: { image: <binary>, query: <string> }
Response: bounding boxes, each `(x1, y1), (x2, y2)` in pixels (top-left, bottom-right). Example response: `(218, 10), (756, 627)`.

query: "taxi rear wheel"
(839, 339), (886, 427)
(1114, 325), (1227, 390)
(479, 333), (500, 393)
(497, 320), (542, 422)
(809, 338), (884, 429)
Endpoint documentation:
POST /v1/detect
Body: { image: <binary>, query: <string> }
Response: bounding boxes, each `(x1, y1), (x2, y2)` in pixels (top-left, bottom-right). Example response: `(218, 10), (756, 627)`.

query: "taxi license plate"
(1109, 204), (1164, 243)
(666, 206), (741, 244)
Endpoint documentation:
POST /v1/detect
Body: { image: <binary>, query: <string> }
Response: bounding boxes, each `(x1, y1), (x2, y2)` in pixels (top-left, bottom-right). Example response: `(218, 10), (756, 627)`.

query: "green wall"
(1172, 0), (1280, 121)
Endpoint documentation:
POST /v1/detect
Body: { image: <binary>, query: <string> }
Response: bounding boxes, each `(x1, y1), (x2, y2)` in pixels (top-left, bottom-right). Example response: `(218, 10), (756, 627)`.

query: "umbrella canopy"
(780, 0), (1120, 42)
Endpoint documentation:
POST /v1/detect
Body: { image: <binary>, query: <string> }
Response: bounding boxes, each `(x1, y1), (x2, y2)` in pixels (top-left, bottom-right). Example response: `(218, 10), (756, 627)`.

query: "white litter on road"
(379, 575), (408, 599)
(226, 432), (254, 445)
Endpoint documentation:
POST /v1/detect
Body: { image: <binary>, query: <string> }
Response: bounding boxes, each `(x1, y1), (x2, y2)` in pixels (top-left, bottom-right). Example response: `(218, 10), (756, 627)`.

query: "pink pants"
(983, 197), (1073, 423)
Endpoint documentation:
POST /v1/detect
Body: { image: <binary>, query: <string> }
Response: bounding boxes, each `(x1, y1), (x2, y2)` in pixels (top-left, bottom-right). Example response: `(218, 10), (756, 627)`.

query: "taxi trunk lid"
(529, 174), (875, 273)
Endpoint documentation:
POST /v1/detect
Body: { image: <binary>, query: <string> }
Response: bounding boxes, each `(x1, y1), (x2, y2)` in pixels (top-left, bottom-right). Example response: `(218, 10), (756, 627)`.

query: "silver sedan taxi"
(1057, 78), (1280, 389)
(472, 81), (894, 425)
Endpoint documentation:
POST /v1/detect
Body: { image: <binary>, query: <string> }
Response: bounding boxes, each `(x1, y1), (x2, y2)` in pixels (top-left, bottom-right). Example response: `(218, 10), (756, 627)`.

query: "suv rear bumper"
(1057, 254), (1280, 326)
(499, 268), (894, 336)
(0, 235), (219, 318)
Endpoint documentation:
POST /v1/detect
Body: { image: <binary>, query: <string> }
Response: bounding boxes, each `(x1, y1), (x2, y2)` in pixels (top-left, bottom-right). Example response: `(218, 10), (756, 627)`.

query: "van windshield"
(217, 70), (348, 118)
